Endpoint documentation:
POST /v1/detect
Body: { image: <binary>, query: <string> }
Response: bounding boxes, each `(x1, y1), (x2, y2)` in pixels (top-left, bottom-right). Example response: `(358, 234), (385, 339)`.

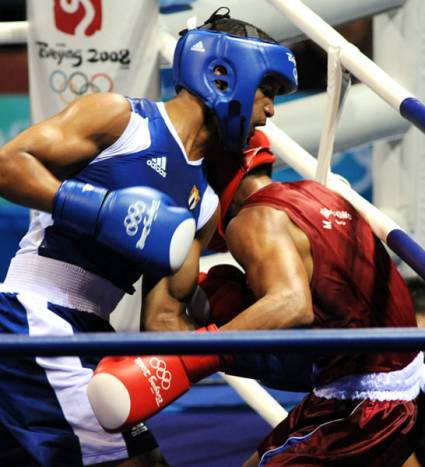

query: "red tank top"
(243, 180), (417, 383)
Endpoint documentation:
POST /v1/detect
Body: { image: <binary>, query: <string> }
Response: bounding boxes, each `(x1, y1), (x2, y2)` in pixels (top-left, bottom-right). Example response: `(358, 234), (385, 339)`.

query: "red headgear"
(206, 129), (276, 252)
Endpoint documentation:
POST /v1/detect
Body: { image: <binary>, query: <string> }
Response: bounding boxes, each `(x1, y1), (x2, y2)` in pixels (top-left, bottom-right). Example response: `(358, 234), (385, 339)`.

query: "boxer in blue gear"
(0, 7), (297, 466)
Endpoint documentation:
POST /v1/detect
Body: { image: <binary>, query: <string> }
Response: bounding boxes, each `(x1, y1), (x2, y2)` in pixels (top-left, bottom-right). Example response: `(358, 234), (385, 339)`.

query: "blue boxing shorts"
(0, 288), (158, 466)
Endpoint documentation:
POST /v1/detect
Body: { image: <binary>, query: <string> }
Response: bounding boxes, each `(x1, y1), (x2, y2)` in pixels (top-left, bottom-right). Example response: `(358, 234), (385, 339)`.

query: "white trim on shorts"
(313, 352), (425, 401)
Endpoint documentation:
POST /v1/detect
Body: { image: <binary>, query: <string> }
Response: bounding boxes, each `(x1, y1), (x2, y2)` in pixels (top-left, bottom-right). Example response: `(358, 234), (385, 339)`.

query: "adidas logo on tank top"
(147, 156), (167, 178)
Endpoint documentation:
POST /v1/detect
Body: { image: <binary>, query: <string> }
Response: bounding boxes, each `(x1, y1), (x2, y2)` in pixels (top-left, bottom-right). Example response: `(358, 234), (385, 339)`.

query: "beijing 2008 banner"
(27, 0), (160, 123)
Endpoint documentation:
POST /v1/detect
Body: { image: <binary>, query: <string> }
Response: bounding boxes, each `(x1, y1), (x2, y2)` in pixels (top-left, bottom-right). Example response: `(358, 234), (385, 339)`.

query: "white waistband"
(313, 352), (425, 401)
(2, 254), (125, 319)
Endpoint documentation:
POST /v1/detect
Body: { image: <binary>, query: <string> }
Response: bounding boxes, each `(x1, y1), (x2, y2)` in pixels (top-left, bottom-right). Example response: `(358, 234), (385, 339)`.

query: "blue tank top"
(36, 98), (213, 293)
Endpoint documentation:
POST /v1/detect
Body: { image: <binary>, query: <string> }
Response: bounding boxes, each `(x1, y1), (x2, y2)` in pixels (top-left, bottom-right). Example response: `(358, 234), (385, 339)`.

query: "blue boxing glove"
(52, 180), (196, 276)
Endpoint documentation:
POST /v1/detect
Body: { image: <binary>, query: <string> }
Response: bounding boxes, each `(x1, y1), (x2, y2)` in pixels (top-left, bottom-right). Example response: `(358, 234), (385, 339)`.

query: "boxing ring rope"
(268, 0), (425, 135)
(1, 328), (425, 356)
(217, 373), (288, 426)
(0, 21), (27, 44)
(268, 0), (425, 193)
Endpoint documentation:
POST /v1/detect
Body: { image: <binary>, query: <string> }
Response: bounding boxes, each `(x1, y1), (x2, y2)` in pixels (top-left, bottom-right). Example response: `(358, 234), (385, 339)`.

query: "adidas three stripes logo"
(147, 157), (167, 178)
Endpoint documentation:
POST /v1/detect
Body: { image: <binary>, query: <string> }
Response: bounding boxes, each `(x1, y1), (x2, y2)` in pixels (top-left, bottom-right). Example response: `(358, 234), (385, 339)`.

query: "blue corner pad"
(400, 97), (425, 134)
(386, 228), (425, 280)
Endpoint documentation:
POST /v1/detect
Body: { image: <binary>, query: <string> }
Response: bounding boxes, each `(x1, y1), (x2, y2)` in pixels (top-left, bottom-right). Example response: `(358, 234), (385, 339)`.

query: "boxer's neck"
(229, 174), (272, 217)
(165, 90), (212, 162)
(239, 174), (272, 202)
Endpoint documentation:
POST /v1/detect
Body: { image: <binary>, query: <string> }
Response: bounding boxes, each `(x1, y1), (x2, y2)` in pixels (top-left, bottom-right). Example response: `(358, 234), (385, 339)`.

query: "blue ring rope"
(1, 328), (425, 357)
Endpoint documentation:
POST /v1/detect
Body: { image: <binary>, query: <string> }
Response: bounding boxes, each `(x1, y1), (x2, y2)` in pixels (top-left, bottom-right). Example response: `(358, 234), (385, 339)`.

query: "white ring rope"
(219, 373), (288, 427)
(0, 21), (28, 45)
(268, 0), (412, 109)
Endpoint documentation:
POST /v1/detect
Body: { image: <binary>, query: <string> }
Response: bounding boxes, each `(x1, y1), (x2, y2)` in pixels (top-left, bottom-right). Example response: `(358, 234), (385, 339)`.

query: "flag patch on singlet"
(188, 185), (200, 210)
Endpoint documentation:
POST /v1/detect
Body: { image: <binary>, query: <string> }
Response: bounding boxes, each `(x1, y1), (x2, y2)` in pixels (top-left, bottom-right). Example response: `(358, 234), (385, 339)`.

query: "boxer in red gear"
(203, 129), (424, 467)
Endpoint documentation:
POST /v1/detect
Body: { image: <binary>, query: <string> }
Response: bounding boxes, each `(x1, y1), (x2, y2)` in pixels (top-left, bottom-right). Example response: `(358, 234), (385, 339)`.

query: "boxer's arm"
(142, 206), (220, 331)
(223, 205), (314, 330)
(141, 241), (201, 332)
(185, 262), (316, 391)
(0, 92), (130, 212)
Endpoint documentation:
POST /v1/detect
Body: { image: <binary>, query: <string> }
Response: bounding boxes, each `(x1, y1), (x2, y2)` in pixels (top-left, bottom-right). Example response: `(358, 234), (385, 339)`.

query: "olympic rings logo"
(49, 70), (113, 104)
(149, 357), (172, 390)
(123, 201), (147, 236)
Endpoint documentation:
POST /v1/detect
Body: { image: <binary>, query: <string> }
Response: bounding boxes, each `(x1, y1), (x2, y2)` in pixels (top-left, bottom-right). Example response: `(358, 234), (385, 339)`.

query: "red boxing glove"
(87, 325), (224, 432)
(187, 264), (255, 327)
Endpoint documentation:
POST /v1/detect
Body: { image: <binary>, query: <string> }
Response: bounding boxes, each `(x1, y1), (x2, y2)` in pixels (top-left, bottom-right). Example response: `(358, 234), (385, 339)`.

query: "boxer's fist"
(187, 264), (255, 327)
(53, 180), (195, 276)
(87, 325), (224, 431)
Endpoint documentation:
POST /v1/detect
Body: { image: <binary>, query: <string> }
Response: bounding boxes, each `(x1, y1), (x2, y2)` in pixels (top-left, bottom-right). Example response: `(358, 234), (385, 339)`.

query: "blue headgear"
(173, 17), (298, 151)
